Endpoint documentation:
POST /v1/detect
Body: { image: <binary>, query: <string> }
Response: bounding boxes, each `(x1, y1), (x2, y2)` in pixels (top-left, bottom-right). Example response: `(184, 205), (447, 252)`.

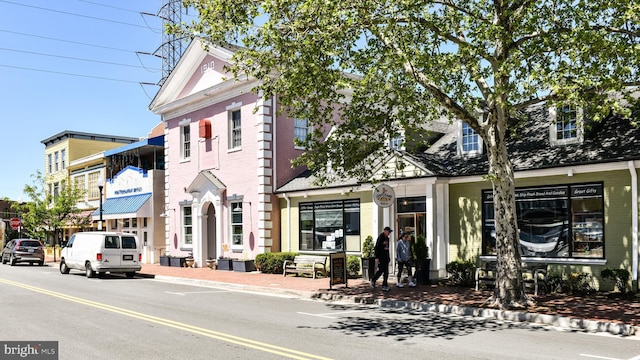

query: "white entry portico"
(186, 170), (226, 267)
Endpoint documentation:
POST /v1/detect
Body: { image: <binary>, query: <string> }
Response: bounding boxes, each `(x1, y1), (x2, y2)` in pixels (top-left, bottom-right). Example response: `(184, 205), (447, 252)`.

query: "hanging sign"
(372, 184), (395, 208)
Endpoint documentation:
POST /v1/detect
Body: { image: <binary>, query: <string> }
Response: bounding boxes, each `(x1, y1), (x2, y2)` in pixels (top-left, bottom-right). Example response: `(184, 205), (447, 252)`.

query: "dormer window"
(390, 135), (403, 150)
(550, 105), (583, 146)
(458, 121), (483, 156)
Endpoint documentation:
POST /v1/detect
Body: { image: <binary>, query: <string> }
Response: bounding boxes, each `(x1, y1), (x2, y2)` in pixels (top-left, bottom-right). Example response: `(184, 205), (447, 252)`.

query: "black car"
(1, 239), (45, 266)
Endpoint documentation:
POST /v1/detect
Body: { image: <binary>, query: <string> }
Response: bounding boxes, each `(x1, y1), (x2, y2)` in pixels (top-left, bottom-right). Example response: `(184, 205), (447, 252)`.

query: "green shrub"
(601, 267), (630, 293)
(568, 272), (595, 295)
(254, 252), (297, 274)
(362, 235), (374, 257)
(546, 272), (569, 293)
(446, 260), (477, 286)
(347, 255), (361, 278)
(546, 272), (595, 295)
(412, 235), (429, 261)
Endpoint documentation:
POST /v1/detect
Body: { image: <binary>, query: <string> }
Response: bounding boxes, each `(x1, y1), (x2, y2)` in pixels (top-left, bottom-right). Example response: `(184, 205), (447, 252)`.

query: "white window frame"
(229, 109), (242, 150)
(389, 134), (403, 150)
(48, 154), (52, 174)
(88, 171), (100, 200)
(61, 149), (66, 170)
(54, 151), (59, 172)
(457, 120), (483, 156)
(73, 175), (85, 199)
(181, 123), (191, 160)
(550, 105), (583, 146)
(230, 202), (243, 249)
(294, 118), (310, 149)
(182, 206), (193, 246)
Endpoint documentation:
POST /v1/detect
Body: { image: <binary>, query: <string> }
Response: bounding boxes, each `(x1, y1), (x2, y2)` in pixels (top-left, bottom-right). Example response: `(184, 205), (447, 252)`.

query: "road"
(1, 263), (639, 360)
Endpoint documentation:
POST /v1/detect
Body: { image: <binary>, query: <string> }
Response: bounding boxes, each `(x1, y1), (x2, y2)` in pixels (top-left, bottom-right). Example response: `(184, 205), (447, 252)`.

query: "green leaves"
(175, 0), (639, 184)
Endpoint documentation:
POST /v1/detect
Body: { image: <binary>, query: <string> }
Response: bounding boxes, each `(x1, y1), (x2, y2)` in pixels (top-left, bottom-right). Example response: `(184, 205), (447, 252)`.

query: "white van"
(60, 232), (142, 278)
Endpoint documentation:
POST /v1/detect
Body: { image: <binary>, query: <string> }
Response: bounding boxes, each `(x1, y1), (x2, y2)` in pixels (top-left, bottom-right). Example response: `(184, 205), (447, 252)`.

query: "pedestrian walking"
(371, 226), (392, 291)
(396, 232), (416, 288)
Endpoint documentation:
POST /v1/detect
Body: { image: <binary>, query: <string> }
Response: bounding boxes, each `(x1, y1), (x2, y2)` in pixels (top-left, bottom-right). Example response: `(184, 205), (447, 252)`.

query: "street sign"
(9, 218), (21, 230)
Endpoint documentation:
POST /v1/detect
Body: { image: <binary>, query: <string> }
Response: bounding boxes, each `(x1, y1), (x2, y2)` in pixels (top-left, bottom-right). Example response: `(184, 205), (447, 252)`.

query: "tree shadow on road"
(322, 304), (551, 341)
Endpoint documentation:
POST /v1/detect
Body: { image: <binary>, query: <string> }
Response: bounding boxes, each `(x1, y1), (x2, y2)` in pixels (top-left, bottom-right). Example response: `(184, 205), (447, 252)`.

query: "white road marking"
(166, 290), (229, 296)
(580, 354), (640, 360)
(297, 310), (367, 319)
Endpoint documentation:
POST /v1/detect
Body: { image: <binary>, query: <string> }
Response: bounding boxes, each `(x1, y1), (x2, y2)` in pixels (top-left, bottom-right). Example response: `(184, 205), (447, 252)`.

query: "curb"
(150, 273), (639, 338)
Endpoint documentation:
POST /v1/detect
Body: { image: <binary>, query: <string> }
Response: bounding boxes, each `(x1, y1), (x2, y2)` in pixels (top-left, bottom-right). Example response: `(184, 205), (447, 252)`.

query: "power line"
(0, 46), (160, 71)
(0, 63), (154, 84)
(0, 29), (145, 53)
(77, 0), (141, 14)
(0, 0), (160, 30)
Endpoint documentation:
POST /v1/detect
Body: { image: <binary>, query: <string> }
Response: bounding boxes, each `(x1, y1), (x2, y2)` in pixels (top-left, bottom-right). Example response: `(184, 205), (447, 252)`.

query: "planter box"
(169, 257), (186, 267)
(361, 257), (375, 281)
(159, 256), (170, 266)
(233, 260), (256, 272)
(415, 259), (431, 285)
(217, 259), (233, 271)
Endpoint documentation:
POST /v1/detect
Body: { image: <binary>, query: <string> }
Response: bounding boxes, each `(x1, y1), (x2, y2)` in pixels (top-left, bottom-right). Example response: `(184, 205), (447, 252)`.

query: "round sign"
(372, 184), (395, 208)
(9, 218), (21, 230)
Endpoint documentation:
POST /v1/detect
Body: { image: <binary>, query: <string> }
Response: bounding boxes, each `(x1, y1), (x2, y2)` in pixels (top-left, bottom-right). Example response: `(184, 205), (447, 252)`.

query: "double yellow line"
(0, 278), (332, 360)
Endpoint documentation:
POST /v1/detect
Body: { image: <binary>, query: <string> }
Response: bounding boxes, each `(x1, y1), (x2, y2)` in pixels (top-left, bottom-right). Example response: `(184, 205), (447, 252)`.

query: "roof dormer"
(549, 105), (584, 146)
(457, 121), (484, 156)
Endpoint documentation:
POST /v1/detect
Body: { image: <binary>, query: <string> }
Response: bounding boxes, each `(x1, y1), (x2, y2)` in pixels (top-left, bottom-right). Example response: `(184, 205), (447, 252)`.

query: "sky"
(0, 0), (195, 201)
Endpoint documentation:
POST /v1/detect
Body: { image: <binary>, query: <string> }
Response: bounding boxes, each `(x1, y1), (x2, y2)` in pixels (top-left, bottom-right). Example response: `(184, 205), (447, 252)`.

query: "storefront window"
(571, 184), (604, 258)
(482, 183), (604, 259)
(298, 199), (360, 251)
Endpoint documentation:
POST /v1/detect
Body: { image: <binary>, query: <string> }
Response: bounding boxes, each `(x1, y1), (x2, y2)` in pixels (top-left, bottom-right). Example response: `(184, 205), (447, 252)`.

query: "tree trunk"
(484, 114), (532, 309)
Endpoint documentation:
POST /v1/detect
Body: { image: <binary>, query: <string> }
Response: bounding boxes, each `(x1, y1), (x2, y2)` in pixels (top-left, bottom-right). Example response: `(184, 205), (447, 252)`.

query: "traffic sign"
(9, 218), (21, 230)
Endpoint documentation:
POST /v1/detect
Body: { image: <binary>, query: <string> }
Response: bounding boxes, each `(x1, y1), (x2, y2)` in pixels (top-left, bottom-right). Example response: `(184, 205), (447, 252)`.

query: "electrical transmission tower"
(141, 0), (185, 86)
(158, 0), (183, 86)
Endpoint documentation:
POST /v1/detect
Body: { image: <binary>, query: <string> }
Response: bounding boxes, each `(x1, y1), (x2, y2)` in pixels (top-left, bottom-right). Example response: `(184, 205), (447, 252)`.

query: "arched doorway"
(204, 202), (217, 260)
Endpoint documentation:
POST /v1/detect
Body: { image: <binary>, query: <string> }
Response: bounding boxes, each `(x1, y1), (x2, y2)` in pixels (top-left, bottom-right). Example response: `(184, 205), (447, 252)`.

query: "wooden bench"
(283, 255), (328, 279)
(475, 261), (548, 295)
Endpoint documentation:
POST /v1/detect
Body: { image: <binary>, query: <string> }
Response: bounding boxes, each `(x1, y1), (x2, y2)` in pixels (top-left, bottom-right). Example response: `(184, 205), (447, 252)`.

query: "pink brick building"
(149, 40), (309, 267)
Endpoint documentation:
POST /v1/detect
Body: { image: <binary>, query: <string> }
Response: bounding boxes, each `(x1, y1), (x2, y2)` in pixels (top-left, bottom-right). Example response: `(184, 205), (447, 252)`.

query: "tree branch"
(381, 33), (478, 126)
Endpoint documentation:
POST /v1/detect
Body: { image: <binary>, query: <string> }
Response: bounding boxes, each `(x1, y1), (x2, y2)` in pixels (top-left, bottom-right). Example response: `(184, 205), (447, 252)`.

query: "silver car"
(1, 239), (45, 266)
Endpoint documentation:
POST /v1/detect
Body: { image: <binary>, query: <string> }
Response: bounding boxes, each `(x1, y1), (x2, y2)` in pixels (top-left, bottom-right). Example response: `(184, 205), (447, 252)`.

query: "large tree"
(171, 1), (640, 308)
(16, 171), (88, 259)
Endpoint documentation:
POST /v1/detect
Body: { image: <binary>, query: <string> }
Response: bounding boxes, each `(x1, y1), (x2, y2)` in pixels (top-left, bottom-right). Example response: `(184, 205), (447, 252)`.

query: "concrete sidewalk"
(133, 262), (640, 337)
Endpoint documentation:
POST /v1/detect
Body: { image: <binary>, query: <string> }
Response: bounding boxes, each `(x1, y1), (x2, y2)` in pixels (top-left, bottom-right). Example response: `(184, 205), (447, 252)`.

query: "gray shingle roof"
(276, 103), (640, 192)
(425, 104), (640, 177)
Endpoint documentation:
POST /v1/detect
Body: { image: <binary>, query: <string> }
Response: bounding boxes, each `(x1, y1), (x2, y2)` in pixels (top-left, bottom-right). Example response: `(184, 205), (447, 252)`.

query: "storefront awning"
(92, 193), (152, 220)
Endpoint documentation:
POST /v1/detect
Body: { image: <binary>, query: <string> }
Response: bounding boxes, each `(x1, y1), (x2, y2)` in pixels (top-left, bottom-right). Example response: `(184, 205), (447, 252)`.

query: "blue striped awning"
(93, 194), (152, 218)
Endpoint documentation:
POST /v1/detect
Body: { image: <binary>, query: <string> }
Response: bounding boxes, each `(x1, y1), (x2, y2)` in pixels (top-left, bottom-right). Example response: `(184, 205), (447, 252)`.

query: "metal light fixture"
(160, 208), (175, 217)
(97, 178), (104, 230)
(403, 185), (409, 206)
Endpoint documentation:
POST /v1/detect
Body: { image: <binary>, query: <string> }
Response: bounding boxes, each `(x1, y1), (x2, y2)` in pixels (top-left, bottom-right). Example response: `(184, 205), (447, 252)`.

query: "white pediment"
(149, 39), (239, 114)
(370, 153), (432, 181)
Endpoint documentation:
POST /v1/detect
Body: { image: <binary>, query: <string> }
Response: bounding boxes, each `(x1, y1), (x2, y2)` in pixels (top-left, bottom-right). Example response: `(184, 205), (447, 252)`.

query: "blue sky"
(0, 0), (192, 201)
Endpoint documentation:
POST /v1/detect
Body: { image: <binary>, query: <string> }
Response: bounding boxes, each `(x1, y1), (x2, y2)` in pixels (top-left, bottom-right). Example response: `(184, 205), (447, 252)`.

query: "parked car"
(1, 239), (45, 266)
